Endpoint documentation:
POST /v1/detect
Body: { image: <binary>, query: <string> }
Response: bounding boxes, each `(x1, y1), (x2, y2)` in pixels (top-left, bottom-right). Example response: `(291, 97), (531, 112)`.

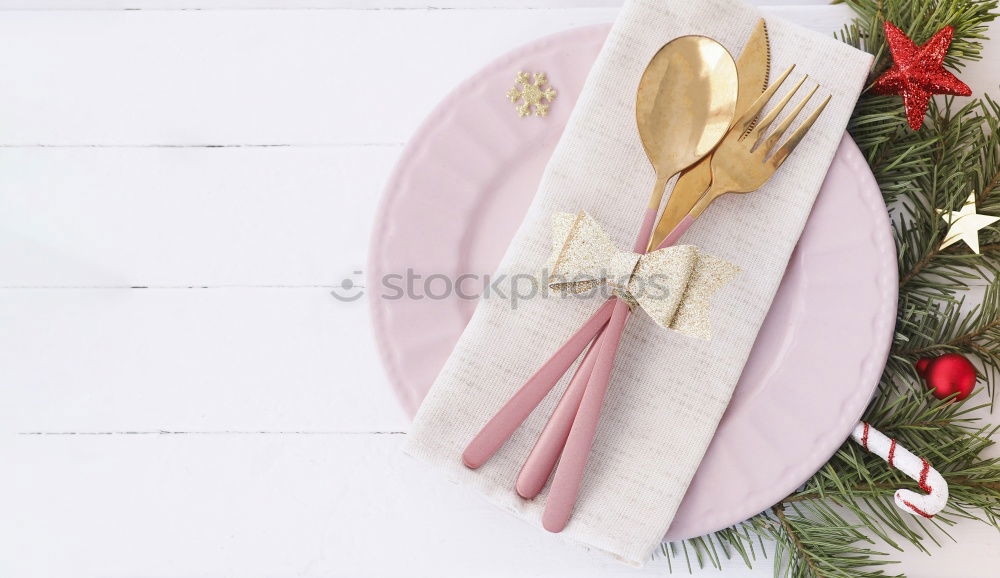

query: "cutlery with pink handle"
(462, 36), (739, 472)
(515, 20), (775, 499)
(543, 68), (831, 532)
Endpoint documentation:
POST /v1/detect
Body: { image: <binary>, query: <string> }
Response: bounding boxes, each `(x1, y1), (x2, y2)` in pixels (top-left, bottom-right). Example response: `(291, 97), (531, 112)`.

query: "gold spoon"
(633, 35), (740, 251)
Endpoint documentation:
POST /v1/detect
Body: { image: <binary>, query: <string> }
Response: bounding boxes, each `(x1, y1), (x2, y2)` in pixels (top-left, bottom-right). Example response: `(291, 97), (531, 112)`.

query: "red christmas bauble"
(916, 353), (977, 400)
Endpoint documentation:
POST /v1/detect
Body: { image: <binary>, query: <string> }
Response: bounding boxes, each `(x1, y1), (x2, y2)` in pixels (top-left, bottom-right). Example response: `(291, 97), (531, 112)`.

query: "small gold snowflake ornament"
(938, 192), (1000, 254)
(506, 71), (556, 118)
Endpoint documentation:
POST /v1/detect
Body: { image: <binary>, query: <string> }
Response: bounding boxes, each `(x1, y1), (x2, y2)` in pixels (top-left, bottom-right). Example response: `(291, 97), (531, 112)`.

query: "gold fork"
(669, 65), (831, 238)
(540, 64), (833, 533)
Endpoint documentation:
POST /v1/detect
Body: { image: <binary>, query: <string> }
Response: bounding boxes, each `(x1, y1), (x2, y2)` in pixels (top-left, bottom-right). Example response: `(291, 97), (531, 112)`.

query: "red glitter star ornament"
(871, 22), (971, 130)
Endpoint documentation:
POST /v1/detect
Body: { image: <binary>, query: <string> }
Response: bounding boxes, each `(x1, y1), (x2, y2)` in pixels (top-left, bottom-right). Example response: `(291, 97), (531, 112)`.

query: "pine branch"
(772, 504), (826, 578)
(898, 313), (1000, 355)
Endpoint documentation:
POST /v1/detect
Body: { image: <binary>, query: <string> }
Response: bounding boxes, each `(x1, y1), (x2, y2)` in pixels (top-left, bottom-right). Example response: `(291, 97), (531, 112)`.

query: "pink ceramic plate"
(369, 25), (897, 540)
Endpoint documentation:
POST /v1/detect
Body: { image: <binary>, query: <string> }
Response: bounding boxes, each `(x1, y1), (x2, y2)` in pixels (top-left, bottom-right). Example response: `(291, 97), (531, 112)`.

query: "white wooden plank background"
(0, 2), (998, 577)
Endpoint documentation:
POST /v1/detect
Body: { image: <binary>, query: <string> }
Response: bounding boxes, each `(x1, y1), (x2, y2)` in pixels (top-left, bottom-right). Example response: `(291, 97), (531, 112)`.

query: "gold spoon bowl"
(635, 35), (739, 231)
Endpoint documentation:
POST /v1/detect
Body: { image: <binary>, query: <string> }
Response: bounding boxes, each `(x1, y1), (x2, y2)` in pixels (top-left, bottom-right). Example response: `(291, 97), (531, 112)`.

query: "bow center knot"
(604, 251), (642, 293)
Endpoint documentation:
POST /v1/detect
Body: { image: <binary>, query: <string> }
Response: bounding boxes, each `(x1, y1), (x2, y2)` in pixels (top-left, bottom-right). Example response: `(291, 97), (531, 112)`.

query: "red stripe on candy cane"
(902, 499), (935, 519)
(919, 459), (932, 493)
(861, 422), (870, 449)
(888, 438), (897, 468)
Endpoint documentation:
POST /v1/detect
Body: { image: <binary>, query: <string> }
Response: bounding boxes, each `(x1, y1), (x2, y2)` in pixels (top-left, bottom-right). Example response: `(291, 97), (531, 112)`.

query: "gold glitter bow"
(547, 212), (739, 339)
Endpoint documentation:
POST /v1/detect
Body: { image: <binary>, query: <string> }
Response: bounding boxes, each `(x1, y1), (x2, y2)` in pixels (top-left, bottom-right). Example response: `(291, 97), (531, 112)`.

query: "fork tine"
(767, 94), (832, 168)
(750, 75), (807, 145)
(733, 65), (795, 136)
(761, 84), (819, 154)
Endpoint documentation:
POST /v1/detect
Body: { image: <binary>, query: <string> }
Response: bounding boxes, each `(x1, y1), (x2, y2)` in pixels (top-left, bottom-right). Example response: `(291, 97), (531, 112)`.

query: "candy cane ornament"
(850, 421), (948, 518)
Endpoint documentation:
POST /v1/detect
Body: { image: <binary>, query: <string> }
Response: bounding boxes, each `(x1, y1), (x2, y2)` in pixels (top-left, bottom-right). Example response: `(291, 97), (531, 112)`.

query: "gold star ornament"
(506, 71), (556, 118)
(938, 192), (999, 254)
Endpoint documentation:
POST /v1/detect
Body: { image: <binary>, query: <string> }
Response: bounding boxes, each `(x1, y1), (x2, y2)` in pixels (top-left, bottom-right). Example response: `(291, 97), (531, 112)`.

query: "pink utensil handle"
(461, 299), (616, 469)
(654, 214), (695, 250)
(516, 210), (690, 497)
(515, 330), (603, 499)
(634, 206), (658, 253)
(538, 213), (693, 530)
(543, 299), (632, 532)
(462, 204), (650, 472)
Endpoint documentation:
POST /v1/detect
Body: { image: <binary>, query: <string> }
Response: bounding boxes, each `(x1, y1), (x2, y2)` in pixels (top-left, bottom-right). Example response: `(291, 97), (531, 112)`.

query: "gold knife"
(647, 18), (771, 251)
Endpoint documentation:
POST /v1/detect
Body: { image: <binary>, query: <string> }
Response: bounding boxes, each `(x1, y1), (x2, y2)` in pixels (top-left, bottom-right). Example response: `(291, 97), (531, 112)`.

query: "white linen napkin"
(403, 0), (873, 566)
